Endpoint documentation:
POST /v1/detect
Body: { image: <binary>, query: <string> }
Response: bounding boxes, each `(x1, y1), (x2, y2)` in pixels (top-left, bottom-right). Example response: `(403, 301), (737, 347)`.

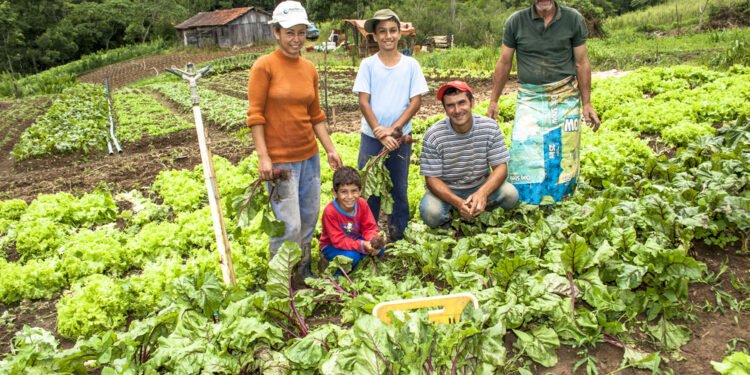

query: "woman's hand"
(258, 155), (274, 180)
(327, 151), (343, 170)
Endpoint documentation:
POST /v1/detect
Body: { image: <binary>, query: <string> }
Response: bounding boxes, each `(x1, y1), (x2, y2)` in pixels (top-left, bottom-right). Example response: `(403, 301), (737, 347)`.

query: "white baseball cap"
(269, 1), (311, 28)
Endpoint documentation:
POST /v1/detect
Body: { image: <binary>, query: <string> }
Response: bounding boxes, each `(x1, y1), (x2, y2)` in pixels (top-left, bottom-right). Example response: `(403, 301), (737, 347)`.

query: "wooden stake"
(167, 64), (237, 287)
(193, 104), (237, 287)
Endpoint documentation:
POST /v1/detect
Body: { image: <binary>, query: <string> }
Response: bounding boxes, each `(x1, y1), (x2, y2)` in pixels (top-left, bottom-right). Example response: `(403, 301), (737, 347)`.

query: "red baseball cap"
(436, 80), (474, 101)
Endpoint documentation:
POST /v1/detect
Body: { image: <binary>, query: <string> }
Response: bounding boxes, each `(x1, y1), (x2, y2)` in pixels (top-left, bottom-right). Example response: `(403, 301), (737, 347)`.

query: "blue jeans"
(358, 133), (411, 240)
(419, 182), (519, 228)
(322, 244), (385, 270)
(267, 154), (321, 260)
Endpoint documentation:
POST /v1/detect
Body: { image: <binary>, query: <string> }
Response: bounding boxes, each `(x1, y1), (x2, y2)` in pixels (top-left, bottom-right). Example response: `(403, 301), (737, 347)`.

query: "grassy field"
(604, 0), (748, 32)
(588, 27), (750, 69)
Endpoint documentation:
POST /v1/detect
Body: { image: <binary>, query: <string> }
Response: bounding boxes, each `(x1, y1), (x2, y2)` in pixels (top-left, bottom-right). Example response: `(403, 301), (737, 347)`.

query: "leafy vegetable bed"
(11, 84), (108, 160)
(0, 66), (749, 374)
(148, 81), (247, 130)
(0, 97), (53, 150)
(113, 88), (192, 143)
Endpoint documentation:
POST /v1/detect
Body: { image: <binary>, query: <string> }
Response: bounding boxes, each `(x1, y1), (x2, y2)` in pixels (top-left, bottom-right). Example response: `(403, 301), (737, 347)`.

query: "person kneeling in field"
(419, 81), (519, 228)
(320, 167), (384, 270)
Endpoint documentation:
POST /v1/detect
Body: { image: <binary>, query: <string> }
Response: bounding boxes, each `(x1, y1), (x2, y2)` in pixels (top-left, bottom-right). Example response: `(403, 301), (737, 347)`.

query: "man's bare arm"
(574, 44), (600, 131)
(488, 45), (516, 120)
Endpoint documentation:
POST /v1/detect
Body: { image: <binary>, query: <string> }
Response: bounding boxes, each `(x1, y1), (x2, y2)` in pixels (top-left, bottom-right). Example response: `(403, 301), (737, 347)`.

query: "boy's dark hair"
(333, 166), (362, 192)
(373, 17), (400, 32)
(440, 86), (474, 105)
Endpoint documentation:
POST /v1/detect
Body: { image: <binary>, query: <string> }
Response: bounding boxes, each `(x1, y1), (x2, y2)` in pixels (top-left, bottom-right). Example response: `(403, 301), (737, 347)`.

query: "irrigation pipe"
(105, 78), (122, 153)
(105, 137), (113, 154)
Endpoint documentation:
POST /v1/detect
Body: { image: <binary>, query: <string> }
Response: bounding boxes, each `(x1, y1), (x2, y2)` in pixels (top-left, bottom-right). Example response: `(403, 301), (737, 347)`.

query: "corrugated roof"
(175, 7), (266, 29)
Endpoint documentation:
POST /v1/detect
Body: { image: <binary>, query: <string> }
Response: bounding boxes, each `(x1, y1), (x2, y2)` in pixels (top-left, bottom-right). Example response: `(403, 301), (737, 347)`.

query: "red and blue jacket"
(320, 198), (378, 254)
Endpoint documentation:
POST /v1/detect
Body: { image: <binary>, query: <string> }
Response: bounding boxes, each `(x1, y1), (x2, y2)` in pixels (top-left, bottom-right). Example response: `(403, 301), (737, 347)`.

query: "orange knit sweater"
(246, 50), (326, 163)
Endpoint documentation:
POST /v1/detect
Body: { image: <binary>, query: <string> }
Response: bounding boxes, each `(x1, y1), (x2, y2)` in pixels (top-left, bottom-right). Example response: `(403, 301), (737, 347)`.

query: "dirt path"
(0, 127), (250, 202)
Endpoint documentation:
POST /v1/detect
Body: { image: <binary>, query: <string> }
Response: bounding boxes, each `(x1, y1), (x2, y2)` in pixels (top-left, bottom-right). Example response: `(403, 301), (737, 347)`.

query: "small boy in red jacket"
(320, 166), (383, 269)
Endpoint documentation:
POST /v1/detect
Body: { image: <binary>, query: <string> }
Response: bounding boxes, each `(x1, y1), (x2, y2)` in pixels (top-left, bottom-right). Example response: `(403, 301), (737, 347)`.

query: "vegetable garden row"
(0, 65), (749, 373)
(7, 62), (473, 162)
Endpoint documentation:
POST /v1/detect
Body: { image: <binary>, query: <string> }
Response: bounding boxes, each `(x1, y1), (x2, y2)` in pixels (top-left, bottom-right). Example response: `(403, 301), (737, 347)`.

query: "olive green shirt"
(502, 2), (587, 85)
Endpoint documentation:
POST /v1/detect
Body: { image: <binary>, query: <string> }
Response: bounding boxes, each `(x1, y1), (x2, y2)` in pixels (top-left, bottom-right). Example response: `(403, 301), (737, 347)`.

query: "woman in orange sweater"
(247, 1), (342, 287)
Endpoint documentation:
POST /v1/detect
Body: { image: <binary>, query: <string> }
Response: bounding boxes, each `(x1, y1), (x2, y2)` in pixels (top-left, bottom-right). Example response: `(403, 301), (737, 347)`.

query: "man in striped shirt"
(419, 81), (519, 228)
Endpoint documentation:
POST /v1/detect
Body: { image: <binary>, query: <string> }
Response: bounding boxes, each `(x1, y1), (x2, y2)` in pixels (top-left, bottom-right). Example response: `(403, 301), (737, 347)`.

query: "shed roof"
(176, 7), (268, 29)
(343, 19), (417, 37)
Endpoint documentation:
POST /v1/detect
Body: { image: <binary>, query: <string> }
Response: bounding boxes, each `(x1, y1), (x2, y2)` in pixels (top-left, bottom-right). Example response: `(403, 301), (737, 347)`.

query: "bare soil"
(0, 63), (516, 202)
(0, 297), (66, 354)
(0, 127), (250, 202)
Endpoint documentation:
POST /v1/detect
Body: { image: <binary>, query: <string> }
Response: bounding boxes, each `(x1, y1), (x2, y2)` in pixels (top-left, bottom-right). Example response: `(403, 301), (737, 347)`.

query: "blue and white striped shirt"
(420, 115), (510, 190)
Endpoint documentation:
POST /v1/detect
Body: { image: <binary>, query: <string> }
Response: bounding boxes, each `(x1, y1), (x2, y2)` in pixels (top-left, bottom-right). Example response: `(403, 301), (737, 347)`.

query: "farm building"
(175, 7), (273, 48)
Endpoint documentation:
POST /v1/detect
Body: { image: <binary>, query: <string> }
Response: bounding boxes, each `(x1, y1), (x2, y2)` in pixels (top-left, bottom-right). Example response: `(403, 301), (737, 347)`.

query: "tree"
(609, 0), (666, 14)
(0, 0), (24, 96)
(35, 28), (78, 68)
(5, 0), (66, 74)
(125, 0), (187, 43)
(63, 0), (136, 51)
(698, 0), (710, 29)
(561, 0), (610, 37)
(5, 0), (683, 76)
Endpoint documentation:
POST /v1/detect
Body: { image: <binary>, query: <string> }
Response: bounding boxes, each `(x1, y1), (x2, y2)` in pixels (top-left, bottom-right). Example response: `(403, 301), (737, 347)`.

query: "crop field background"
(1, 1), (750, 374)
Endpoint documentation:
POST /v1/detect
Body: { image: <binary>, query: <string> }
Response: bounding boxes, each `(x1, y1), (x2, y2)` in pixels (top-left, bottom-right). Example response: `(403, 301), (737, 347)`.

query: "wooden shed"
(342, 20), (417, 57)
(175, 7), (273, 48)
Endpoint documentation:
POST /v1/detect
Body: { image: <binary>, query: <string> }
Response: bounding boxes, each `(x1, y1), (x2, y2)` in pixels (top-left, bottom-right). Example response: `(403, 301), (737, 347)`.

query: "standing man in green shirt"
(488, 0), (601, 205)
